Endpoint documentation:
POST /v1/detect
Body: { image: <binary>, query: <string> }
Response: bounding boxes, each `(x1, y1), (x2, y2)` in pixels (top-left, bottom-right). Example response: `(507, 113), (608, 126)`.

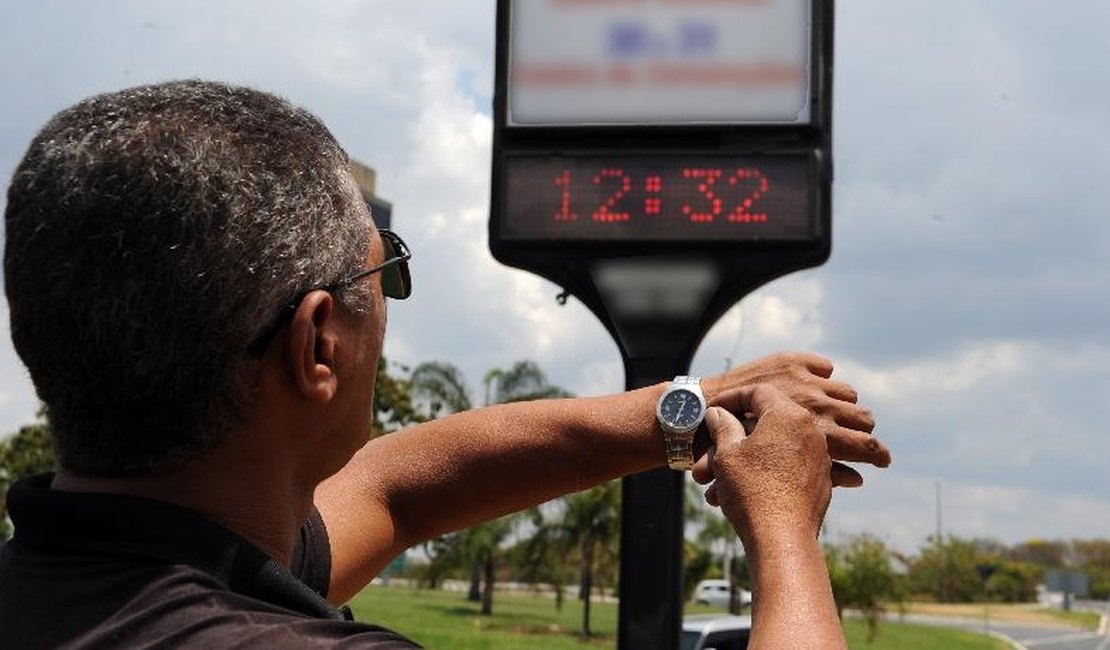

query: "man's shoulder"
(1, 477), (420, 648)
(1, 550), (419, 649)
(74, 577), (422, 649)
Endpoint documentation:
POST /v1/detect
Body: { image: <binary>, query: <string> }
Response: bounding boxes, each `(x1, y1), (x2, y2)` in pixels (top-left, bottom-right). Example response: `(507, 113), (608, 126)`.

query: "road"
(892, 613), (1110, 650)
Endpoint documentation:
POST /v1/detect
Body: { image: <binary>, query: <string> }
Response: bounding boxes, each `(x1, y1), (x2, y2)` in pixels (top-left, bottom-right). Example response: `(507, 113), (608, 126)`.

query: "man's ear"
(285, 290), (340, 403)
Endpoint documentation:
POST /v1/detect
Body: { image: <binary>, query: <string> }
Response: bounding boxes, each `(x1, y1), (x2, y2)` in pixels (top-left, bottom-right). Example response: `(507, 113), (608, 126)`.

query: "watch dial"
(660, 389), (703, 429)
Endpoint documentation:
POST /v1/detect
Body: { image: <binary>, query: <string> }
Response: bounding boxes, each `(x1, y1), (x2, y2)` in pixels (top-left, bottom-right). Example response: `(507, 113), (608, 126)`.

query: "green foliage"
(908, 536), (991, 603)
(985, 561), (1039, 603)
(373, 356), (427, 435)
(683, 542), (717, 603)
(842, 618), (1011, 650)
(484, 361), (573, 405)
(515, 482), (620, 637)
(827, 534), (900, 642)
(685, 480), (751, 613)
(347, 585), (1011, 650)
(411, 361), (473, 417)
(904, 536), (1043, 605)
(410, 359), (572, 617)
(1071, 539), (1110, 599)
(1, 412), (56, 539)
(913, 536), (981, 602)
(1007, 539), (1067, 568)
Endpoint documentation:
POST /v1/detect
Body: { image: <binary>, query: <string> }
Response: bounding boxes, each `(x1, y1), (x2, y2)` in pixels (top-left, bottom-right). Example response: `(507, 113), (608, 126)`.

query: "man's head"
(5, 80), (375, 476)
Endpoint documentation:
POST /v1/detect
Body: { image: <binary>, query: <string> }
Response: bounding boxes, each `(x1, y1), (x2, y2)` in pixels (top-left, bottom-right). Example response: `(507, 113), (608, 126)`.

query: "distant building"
(349, 160), (392, 230)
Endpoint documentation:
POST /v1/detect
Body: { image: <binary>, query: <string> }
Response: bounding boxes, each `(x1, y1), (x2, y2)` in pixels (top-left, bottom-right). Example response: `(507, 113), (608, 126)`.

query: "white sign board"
(508, 0), (813, 126)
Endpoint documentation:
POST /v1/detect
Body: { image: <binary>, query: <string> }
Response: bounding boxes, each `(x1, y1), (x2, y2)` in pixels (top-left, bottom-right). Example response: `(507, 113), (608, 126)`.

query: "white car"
(681, 614), (752, 650)
(693, 579), (752, 608)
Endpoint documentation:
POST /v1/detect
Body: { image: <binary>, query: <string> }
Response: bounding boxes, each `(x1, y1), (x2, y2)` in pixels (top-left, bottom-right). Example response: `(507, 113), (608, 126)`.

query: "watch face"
(659, 388), (704, 430)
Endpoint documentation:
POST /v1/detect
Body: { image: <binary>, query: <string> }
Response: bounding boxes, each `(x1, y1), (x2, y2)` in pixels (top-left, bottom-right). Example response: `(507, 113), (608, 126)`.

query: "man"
(0, 80), (890, 648)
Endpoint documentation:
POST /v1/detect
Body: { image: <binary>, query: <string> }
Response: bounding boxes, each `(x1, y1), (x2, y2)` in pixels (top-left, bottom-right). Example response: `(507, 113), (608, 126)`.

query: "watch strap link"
(664, 433), (695, 471)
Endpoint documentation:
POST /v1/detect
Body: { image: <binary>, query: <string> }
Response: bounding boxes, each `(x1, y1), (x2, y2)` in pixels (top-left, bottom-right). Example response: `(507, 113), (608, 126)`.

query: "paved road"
(893, 613), (1110, 650)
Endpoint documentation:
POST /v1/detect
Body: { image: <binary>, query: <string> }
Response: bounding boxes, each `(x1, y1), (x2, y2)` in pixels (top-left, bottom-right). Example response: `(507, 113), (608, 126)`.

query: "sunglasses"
(324, 229), (412, 301)
(246, 229), (412, 357)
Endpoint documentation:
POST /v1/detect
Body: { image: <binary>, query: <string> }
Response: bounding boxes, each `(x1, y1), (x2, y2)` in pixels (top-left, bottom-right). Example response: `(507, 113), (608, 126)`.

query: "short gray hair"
(4, 80), (373, 476)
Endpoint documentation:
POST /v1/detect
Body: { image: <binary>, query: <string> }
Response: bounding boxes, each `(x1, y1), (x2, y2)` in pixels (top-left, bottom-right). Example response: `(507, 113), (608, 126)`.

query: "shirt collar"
(7, 473), (345, 620)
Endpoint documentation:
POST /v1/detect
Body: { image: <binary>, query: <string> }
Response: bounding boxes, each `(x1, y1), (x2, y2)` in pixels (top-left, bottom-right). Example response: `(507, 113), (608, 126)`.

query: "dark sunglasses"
(246, 229), (412, 357)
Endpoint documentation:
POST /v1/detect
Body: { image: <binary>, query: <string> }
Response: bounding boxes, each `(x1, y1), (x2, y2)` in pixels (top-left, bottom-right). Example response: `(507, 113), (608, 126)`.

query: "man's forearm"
(365, 387), (666, 541)
(746, 533), (845, 650)
(315, 385), (667, 601)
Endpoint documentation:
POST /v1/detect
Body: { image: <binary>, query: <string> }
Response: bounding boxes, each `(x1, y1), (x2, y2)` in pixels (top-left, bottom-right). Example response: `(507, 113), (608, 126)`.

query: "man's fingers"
(824, 424), (892, 468)
(714, 384), (792, 422)
(831, 461), (863, 488)
(713, 383), (875, 434)
(819, 377), (858, 403)
(704, 406), (748, 447)
(794, 352), (834, 379)
(801, 396), (875, 433)
(691, 453), (713, 484)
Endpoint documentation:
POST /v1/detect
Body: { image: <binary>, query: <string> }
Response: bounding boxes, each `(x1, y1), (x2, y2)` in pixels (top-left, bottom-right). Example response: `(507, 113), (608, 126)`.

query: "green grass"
(1041, 608), (1101, 630)
(843, 619), (1011, 650)
(895, 601), (1101, 631)
(348, 585), (1011, 649)
(348, 585), (616, 649)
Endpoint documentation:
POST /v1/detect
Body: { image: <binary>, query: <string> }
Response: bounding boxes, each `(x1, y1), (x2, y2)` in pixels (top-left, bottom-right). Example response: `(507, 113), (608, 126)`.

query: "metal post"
(618, 358), (689, 650)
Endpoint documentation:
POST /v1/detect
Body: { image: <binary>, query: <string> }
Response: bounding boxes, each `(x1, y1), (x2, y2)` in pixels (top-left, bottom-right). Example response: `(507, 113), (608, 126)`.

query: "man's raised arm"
(315, 352), (890, 603)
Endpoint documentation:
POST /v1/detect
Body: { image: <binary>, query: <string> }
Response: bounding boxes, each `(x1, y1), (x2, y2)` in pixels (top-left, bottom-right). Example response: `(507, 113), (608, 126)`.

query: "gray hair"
(4, 80), (373, 476)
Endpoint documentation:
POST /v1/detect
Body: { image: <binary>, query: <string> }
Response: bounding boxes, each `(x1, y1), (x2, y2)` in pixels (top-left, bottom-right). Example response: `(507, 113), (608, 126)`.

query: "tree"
(410, 359), (572, 616)
(515, 482), (620, 638)
(985, 561), (1039, 603)
(1070, 539), (1110, 599)
(1007, 539), (1067, 568)
(907, 535), (987, 603)
(509, 508), (572, 612)
(562, 482), (620, 638)
(1, 411), (56, 539)
(827, 534), (899, 642)
(372, 356), (426, 435)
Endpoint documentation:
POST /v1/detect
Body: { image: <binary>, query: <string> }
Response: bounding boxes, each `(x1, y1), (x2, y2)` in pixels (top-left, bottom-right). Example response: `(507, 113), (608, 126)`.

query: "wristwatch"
(655, 376), (707, 471)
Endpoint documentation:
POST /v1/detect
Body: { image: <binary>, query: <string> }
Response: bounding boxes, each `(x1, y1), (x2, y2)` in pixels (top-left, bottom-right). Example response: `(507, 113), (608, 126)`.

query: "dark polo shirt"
(0, 474), (420, 648)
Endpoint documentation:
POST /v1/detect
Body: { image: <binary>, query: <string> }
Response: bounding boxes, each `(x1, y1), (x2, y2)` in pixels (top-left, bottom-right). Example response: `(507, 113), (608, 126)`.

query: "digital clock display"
(500, 153), (816, 242)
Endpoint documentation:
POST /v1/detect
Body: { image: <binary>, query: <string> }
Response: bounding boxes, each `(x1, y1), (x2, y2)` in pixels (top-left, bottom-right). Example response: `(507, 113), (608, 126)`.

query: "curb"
(986, 630), (1028, 650)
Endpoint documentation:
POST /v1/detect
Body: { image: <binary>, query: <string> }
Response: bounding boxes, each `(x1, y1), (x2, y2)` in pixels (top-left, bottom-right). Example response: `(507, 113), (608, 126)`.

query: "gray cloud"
(1, 0), (1108, 554)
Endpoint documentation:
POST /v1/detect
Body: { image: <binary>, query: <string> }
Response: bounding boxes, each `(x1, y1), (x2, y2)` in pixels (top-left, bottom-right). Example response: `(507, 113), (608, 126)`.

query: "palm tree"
(410, 359), (571, 616)
(564, 481), (620, 638)
(517, 482), (621, 638)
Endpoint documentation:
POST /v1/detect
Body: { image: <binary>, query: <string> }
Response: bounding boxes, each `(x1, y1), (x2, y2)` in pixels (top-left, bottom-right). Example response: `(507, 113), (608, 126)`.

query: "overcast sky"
(1, 0), (1108, 554)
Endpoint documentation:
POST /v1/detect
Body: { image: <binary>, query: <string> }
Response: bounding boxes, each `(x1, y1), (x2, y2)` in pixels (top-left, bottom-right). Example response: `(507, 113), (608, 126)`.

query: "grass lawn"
(348, 585), (1010, 649)
(895, 601), (1101, 631)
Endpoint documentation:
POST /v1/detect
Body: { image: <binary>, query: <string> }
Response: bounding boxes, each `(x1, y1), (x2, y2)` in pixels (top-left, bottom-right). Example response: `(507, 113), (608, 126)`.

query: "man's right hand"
(692, 384), (839, 548)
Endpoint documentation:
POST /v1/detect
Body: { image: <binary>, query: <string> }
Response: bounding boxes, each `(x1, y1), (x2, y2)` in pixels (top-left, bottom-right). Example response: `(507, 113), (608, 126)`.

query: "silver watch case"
(655, 376), (707, 434)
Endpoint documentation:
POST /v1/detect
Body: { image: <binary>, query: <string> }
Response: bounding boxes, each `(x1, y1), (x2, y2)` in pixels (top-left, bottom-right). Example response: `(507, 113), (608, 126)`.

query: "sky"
(1, 0), (1109, 555)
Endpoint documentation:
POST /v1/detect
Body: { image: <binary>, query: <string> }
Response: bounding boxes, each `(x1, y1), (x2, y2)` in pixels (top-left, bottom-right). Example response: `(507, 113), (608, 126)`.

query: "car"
(681, 614), (752, 650)
(693, 579), (752, 608)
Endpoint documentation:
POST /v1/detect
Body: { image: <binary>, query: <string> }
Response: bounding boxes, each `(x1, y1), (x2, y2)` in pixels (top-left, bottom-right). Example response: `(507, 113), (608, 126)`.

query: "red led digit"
(592, 169), (632, 223)
(553, 170), (576, 221)
(681, 168), (723, 223)
(644, 174), (662, 216)
(727, 168), (769, 223)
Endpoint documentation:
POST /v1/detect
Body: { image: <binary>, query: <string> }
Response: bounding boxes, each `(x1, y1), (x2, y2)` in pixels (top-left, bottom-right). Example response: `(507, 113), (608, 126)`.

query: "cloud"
(830, 472), (1110, 554)
(1, 0), (1109, 558)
